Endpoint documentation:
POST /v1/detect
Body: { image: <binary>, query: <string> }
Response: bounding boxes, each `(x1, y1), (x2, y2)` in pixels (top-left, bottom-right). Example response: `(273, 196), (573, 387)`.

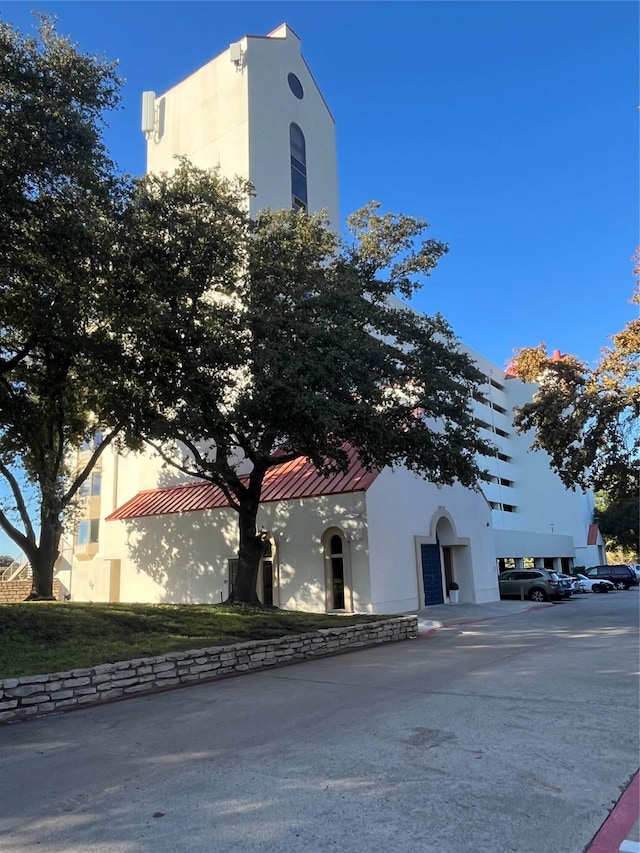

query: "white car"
(627, 564), (640, 583)
(575, 573), (614, 594)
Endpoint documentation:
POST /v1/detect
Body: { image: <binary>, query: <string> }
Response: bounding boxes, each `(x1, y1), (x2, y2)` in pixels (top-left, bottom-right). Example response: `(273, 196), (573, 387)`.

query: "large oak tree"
(0, 16), (133, 597)
(116, 162), (494, 605)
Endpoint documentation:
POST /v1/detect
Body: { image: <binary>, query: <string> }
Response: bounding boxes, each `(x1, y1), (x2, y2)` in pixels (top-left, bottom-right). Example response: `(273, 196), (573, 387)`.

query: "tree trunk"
(227, 479), (265, 607)
(27, 511), (62, 600)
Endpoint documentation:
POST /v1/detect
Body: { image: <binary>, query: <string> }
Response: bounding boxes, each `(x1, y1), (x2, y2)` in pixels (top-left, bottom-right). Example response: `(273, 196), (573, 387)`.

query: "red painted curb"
(586, 770), (639, 853)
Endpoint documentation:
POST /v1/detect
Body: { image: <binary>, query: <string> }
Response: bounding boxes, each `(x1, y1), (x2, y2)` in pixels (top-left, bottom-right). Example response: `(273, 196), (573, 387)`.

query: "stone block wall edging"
(0, 616), (418, 724)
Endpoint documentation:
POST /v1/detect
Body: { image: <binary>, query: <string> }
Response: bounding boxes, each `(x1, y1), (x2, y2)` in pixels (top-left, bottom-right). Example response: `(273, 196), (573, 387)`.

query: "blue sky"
(0, 1), (637, 556)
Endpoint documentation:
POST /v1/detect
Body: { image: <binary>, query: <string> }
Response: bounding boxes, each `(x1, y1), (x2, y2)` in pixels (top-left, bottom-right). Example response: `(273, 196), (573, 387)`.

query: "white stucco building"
(57, 24), (604, 612)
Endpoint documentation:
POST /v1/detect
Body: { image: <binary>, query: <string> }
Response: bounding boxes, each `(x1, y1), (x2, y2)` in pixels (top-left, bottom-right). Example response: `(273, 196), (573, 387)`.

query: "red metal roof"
(107, 446), (379, 521)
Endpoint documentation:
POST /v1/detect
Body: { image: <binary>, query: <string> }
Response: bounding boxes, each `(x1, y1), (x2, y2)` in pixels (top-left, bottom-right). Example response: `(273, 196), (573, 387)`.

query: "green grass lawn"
(0, 602), (389, 679)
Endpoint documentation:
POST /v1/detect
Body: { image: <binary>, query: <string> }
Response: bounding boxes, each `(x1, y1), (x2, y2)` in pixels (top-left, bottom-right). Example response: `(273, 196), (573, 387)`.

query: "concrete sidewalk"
(414, 598), (640, 853)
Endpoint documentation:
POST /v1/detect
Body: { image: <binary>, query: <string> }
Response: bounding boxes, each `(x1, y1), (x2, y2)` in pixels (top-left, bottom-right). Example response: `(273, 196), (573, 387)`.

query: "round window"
(287, 72), (304, 99)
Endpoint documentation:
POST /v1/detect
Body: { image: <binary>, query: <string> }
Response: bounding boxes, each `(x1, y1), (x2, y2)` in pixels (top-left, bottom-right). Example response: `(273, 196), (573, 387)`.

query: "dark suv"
(498, 569), (572, 602)
(584, 565), (638, 590)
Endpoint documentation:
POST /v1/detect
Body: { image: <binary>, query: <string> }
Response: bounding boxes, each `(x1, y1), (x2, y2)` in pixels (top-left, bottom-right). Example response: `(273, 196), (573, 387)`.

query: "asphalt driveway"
(0, 592), (638, 853)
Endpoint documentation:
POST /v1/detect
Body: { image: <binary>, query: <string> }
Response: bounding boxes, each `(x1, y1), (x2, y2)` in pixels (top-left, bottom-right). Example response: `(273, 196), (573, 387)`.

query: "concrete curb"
(586, 770), (639, 853)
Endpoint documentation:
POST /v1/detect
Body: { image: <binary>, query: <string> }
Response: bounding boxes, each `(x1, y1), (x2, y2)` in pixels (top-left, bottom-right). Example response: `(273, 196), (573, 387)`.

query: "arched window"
(322, 528), (351, 611)
(330, 535), (344, 609)
(290, 123), (307, 212)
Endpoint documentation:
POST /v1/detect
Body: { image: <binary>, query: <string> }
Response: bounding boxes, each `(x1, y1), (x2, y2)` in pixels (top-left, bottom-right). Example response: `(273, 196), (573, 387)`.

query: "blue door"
(421, 544), (444, 606)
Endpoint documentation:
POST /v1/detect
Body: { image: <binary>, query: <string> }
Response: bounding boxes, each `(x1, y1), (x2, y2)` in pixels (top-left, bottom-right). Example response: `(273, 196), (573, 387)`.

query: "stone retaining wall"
(0, 616), (417, 724)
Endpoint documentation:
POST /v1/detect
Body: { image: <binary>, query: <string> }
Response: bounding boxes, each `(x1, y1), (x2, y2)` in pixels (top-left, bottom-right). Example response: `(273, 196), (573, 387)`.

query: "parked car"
(557, 573), (582, 594)
(498, 569), (572, 602)
(627, 564), (640, 583)
(575, 573), (614, 594)
(584, 565), (638, 590)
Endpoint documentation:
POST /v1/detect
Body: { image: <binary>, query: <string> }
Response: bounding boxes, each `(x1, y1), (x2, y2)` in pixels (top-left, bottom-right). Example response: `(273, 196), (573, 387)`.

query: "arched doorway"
(435, 516), (457, 597)
(417, 512), (465, 606)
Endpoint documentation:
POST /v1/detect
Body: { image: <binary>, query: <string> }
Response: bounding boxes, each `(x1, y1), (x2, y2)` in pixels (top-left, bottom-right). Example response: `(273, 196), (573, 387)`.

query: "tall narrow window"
(323, 528), (352, 612)
(290, 123), (307, 212)
(329, 534), (345, 610)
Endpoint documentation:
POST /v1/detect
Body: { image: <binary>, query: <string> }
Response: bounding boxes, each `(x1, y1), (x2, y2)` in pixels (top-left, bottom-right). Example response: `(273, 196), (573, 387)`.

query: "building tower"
(58, 24), (341, 602)
(141, 23), (339, 223)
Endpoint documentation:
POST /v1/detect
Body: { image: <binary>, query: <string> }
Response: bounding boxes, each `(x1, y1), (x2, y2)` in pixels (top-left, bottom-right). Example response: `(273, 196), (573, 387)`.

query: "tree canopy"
(509, 254), (639, 557)
(0, 15), (132, 597)
(115, 162), (494, 605)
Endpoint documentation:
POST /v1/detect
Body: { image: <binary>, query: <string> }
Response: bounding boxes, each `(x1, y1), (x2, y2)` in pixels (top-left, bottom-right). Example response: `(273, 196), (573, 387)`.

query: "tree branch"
(143, 436), (243, 512)
(0, 333), (37, 375)
(0, 460), (37, 543)
(64, 423), (125, 504)
(0, 506), (37, 560)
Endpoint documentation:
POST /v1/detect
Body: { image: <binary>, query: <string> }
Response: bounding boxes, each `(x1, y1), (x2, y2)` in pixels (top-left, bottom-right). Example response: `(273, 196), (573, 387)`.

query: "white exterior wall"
(459, 343), (601, 569)
(145, 24), (339, 224)
(146, 42), (249, 182)
(255, 492), (371, 613)
(244, 26), (339, 222)
(78, 491), (371, 611)
(63, 443), (195, 603)
(497, 375), (601, 566)
(364, 467), (498, 610)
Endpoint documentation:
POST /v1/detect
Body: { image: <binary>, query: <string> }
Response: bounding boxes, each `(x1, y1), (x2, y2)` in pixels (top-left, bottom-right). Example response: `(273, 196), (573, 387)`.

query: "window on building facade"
(290, 123), (307, 212)
(77, 518), (99, 545)
(287, 72), (304, 99)
(329, 534), (345, 610)
(79, 471), (102, 498)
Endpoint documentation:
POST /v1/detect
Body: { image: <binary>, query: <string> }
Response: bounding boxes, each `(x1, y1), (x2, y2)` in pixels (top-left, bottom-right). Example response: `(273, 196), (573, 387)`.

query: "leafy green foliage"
(594, 489), (639, 558)
(510, 263), (639, 504)
(118, 164), (493, 605)
(0, 15), (131, 596)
